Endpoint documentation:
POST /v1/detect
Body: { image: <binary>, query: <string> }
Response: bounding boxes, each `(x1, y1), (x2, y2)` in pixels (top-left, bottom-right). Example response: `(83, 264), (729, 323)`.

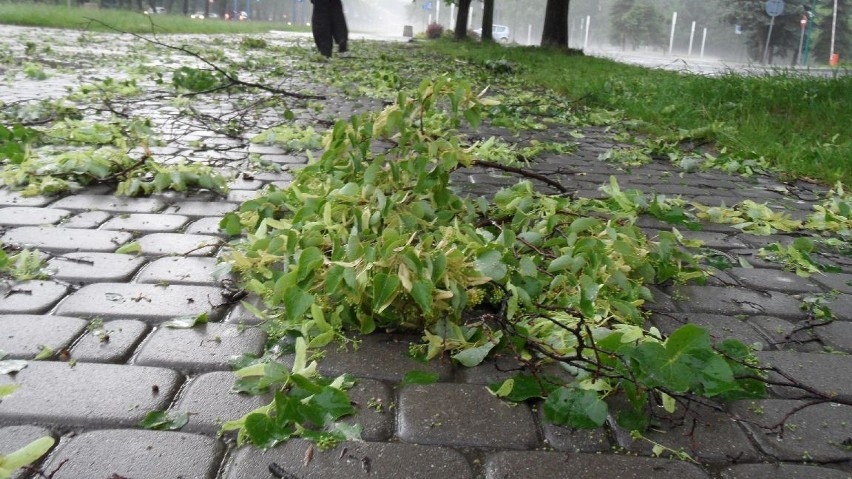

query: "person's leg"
(311, 0), (333, 57)
(330, 0), (349, 53)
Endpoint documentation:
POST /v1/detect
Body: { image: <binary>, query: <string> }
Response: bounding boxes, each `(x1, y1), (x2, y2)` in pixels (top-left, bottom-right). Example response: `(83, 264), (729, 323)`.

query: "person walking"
(311, 0), (348, 58)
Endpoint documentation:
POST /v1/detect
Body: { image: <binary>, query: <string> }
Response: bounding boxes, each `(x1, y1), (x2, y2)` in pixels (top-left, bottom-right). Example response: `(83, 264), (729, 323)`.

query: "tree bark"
(541, 0), (570, 48)
(454, 0), (472, 40)
(482, 0), (494, 42)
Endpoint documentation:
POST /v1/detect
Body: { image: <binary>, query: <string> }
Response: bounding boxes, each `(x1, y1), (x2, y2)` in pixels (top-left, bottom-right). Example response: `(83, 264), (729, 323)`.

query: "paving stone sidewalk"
(0, 27), (850, 479)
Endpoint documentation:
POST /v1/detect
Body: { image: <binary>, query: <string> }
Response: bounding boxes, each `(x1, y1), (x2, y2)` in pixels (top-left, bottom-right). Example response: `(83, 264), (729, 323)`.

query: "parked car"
(190, 11), (205, 19)
(143, 6), (166, 14)
(474, 24), (511, 42)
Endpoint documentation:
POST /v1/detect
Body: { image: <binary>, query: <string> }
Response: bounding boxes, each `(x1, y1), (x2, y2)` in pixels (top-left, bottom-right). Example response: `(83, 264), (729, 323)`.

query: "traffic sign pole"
(762, 0), (785, 64)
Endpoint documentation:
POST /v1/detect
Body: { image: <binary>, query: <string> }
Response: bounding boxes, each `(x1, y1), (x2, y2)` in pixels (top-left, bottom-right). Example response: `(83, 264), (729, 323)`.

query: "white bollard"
(668, 11), (678, 56)
(688, 21), (696, 56)
(700, 28), (707, 58)
(583, 16), (590, 51)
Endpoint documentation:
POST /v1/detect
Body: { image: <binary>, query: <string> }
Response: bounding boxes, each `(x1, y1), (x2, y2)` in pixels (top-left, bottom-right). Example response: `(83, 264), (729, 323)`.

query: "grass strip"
(0, 3), (306, 34)
(429, 39), (851, 185)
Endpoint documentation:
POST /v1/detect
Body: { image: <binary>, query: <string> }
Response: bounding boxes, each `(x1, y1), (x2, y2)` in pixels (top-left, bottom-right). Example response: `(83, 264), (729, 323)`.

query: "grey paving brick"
(0, 425), (55, 479)
(171, 371), (270, 434)
(224, 439), (474, 479)
(100, 213), (190, 232)
(0, 315), (87, 359)
(226, 189), (259, 203)
(455, 355), (531, 385)
(49, 194), (165, 213)
(315, 334), (453, 383)
(398, 383), (539, 449)
(135, 256), (223, 285)
(224, 294), (266, 325)
(720, 463), (850, 479)
(227, 177), (264, 190)
(645, 285), (678, 313)
(609, 404), (759, 464)
(184, 217), (227, 235)
(47, 252), (147, 284)
(0, 362), (182, 428)
(728, 249), (786, 270)
(812, 272), (852, 294)
(651, 230), (746, 250)
(669, 285), (805, 320)
(43, 429), (222, 479)
(484, 450), (710, 479)
(341, 378), (394, 441)
(747, 315), (823, 352)
(540, 405), (611, 453)
(0, 281), (69, 315)
(814, 320), (852, 353)
(134, 323), (266, 373)
(727, 267), (822, 294)
(0, 207), (70, 226)
(0, 190), (52, 207)
(757, 351), (852, 402)
(70, 319), (150, 363)
(652, 313), (770, 350)
(59, 210), (111, 228)
(162, 201), (238, 218)
(729, 399), (852, 463)
(1, 226), (132, 254)
(136, 232), (221, 256)
(827, 294), (852, 321)
(55, 283), (227, 323)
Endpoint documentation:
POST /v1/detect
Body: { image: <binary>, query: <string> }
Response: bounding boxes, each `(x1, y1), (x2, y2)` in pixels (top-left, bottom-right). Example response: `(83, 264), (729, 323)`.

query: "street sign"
(766, 0), (784, 17)
(422, 1), (432, 10)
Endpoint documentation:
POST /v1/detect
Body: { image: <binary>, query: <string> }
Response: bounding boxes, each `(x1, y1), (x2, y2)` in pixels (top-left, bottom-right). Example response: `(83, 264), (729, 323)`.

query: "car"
(474, 24), (511, 42)
(190, 11), (205, 19)
(238, 11), (248, 20)
(143, 6), (166, 14)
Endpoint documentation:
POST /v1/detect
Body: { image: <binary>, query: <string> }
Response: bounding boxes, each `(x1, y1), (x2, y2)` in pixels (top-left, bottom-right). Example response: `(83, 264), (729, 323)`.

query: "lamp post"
(798, 14), (808, 66)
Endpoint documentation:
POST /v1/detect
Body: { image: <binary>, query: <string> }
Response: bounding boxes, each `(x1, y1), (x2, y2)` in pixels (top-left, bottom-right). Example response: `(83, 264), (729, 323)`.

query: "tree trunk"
(455, 0), (472, 40)
(481, 0), (494, 42)
(541, 0), (569, 48)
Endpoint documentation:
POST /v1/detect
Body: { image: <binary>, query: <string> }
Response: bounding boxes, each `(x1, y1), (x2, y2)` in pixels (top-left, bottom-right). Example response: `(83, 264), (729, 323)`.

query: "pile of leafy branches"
(218, 76), (768, 448)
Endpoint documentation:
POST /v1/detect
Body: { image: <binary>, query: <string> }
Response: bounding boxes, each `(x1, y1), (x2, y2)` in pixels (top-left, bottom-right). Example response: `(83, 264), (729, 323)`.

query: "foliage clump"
(220, 77), (765, 440)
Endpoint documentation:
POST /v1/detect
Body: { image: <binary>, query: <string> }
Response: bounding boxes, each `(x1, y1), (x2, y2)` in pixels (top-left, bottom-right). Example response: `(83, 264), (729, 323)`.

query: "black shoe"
(338, 42), (348, 54)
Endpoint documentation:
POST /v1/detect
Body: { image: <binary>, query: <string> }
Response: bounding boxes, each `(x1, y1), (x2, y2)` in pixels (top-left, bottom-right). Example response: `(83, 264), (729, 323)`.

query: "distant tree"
(720, 0), (811, 63)
(482, 0), (495, 41)
(812, 0), (851, 64)
(622, 3), (667, 50)
(454, 0), (473, 39)
(609, 0), (636, 50)
(541, 0), (569, 47)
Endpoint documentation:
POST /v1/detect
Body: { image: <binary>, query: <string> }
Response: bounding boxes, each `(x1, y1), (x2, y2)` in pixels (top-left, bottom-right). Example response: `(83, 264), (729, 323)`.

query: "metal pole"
(688, 21), (696, 56)
(668, 11), (678, 56)
(583, 15), (591, 51)
(450, 4), (455, 27)
(700, 28), (707, 58)
(436, 1), (440, 25)
(798, 17), (807, 66)
(830, 0), (838, 62)
(762, 15), (776, 64)
(528, 24), (532, 45)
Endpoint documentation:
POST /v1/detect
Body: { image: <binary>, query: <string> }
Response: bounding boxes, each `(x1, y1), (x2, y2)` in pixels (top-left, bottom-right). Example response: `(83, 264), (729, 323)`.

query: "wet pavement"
(0, 26), (850, 478)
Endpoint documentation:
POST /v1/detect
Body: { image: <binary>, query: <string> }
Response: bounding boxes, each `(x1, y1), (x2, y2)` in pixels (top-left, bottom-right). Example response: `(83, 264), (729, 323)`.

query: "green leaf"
(0, 436), (54, 479)
(115, 241), (141, 255)
(33, 346), (53, 361)
(410, 279), (434, 313)
(543, 387), (608, 429)
(372, 273), (400, 314)
(310, 386), (356, 422)
(0, 384), (19, 398)
(487, 374), (554, 402)
(451, 341), (495, 367)
(244, 412), (289, 449)
(162, 313), (208, 329)
(138, 410), (189, 431)
(283, 287), (314, 321)
(400, 370), (439, 386)
(297, 247), (324, 282)
(476, 249), (507, 281)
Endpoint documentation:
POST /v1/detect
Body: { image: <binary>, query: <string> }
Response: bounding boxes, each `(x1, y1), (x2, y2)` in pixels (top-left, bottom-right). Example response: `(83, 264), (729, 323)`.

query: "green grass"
(430, 40), (851, 186)
(0, 3), (308, 34)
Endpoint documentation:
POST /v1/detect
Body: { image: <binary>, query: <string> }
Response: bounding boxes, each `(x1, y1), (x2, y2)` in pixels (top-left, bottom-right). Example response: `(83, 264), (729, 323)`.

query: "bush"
(426, 22), (444, 39)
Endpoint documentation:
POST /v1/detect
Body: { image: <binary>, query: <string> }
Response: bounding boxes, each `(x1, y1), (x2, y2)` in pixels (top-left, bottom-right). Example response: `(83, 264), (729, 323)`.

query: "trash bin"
(403, 25), (414, 37)
(830, 52), (840, 67)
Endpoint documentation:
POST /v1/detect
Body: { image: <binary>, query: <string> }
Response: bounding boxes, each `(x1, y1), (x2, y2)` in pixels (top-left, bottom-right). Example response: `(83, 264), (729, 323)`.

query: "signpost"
(798, 15), (808, 66)
(762, 0), (784, 64)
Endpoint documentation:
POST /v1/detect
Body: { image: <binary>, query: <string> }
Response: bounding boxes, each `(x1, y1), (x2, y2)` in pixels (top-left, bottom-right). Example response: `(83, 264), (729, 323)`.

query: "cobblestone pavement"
(0, 27), (850, 478)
